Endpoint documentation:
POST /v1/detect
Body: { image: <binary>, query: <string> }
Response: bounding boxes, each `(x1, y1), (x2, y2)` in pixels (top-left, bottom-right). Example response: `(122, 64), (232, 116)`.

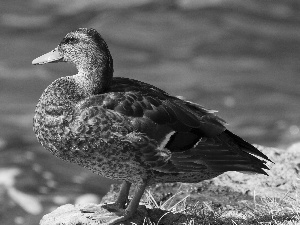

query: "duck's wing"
(76, 77), (270, 174)
(109, 77), (227, 135)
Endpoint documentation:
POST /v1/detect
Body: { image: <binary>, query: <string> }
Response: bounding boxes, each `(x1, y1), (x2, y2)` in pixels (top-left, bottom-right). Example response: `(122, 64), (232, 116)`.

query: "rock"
(286, 142), (300, 154)
(40, 204), (92, 225)
(40, 203), (190, 225)
(208, 143), (300, 196)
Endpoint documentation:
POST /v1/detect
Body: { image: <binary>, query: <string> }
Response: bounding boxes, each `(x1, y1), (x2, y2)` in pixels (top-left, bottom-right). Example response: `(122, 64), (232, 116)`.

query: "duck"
(32, 28), (271, 224)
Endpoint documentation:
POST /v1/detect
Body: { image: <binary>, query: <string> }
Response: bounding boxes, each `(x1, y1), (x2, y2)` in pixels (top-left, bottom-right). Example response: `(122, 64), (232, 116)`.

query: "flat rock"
(40, 203), (190, 225)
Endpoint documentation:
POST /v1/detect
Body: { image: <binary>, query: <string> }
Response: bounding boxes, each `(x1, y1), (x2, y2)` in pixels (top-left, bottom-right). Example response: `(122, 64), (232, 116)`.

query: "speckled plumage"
(33, 28), (271, 224)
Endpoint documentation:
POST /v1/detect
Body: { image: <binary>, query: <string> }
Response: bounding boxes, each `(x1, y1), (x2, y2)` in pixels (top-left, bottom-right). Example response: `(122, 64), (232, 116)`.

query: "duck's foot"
(102, 202), (127, 212)
(80, 182), (146, 224)
(81, 203), (132, 225)
(81, 202), (123, 213)
(89, 210), (132, 225)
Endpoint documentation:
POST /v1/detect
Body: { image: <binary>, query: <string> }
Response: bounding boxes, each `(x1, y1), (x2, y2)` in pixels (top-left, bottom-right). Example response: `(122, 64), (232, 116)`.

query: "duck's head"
(32, 28), (113, 76)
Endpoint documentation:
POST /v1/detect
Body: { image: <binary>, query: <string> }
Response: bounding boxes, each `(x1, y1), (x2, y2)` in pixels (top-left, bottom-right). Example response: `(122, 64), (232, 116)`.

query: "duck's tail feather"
(165, 129), (271, 175)
(223, 130), (273, 163)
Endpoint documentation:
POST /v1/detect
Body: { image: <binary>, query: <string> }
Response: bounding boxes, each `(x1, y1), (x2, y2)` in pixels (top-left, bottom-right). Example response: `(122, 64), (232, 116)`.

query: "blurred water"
(0, 0), (299, 224)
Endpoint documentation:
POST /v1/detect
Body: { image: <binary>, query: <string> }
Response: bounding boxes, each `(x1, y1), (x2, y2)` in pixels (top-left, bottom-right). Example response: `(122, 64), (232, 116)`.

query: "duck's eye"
(63, 37), (77, 44)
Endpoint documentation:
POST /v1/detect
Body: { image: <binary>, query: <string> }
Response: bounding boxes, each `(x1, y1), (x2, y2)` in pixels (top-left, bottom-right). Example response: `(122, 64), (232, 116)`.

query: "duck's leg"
(116, 180), (131, 208)
(81, 181), (131, 214)
(104, 181), (147, 225)
(104, 181), (131, 210)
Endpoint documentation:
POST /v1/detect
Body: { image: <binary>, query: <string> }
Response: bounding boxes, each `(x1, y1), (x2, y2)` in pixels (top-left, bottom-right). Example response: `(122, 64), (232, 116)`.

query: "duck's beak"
(32, 47), (64, 65)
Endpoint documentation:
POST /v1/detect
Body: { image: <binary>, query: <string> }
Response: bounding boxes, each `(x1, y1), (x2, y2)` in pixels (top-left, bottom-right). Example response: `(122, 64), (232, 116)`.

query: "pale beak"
(32, 47), (64, 65)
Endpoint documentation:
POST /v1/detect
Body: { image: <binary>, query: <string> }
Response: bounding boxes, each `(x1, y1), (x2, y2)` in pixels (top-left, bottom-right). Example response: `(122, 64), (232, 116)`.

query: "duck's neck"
(75, 47), (113, 95)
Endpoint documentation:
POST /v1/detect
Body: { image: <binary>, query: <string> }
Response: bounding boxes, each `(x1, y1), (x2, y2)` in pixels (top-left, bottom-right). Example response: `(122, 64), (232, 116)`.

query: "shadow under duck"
(32, 28), (271, 224)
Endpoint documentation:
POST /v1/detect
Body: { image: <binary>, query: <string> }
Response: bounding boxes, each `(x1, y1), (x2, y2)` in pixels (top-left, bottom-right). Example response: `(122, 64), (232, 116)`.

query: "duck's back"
(79, 77), (226, 144)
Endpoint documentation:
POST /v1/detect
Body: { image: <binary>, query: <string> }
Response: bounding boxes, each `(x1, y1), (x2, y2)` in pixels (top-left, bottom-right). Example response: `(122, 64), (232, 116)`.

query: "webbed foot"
(80, 181), (146, 224)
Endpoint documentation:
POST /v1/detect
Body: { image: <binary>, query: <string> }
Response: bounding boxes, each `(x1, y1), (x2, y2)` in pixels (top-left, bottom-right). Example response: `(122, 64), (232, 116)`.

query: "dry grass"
(141, 188), (300, 225)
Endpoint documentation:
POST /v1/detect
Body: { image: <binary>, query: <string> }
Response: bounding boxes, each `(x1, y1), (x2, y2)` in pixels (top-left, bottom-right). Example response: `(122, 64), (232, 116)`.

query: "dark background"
(0, 0), (299, 224)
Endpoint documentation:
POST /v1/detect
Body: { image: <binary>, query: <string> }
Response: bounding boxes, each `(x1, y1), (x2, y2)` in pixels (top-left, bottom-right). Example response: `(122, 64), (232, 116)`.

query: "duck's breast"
(33, 77), (83, 157)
